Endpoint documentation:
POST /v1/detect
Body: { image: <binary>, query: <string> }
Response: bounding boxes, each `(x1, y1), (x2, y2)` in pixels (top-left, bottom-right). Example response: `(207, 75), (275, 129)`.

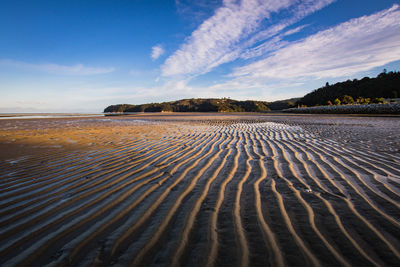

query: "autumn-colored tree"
(372, 97), (385, 104)
(342, 95), (354, 104)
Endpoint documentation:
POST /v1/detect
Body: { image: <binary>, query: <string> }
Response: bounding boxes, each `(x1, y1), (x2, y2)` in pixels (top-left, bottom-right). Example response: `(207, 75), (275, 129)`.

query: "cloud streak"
(158, 4), (400, 103)
(232, 4), (400, 79)
(0, 59), (115, 75)
(162, 0), (335, 77)
(162, 0), (293, 76)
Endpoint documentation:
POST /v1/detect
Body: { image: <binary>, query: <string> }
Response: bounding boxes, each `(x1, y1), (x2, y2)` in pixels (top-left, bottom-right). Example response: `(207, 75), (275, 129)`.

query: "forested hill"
(297, 71), (400, 106)
(104, 98), (274, 113)
(104, 71), (399, 113)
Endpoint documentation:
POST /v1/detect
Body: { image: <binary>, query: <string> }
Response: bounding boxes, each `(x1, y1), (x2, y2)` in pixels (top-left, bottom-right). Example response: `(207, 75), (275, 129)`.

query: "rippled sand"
(0, 114), (399, 266)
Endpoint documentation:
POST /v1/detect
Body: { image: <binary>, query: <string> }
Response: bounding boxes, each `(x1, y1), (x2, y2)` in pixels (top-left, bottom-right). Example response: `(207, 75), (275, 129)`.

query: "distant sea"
(0, 113), (104, 120)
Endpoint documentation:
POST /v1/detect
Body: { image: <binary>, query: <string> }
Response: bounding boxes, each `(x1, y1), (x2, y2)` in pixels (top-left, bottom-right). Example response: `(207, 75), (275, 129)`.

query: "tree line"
(104, 98), (272, 113)
(296, 70), (400, 107)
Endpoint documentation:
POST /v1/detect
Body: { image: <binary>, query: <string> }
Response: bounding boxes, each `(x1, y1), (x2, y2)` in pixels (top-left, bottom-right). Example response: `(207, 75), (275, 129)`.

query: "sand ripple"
(0, 118), (399, 266)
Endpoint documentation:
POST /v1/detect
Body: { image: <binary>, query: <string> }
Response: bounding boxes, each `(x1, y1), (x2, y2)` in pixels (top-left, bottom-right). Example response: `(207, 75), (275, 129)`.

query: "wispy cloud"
(282, 24), (309, 36)
(240, 36), (288, 60)
(239, 23), (309, 60)
(241, 0), (334, 56)
(151, 44), (165, 60)
(0, 59), (115, 75)
(156, 4), (400, 103)
(182, 4), (400, 102)
(162, 0), (335, 77)
(232, 4), (400, 80)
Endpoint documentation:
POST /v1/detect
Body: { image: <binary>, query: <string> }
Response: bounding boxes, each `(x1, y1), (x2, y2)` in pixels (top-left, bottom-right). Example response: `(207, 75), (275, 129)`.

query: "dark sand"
(0, 113), (399, 266)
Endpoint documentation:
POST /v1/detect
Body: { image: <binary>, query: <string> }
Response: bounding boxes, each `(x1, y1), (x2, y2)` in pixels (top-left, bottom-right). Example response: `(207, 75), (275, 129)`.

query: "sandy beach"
(0, 113), (399, 266)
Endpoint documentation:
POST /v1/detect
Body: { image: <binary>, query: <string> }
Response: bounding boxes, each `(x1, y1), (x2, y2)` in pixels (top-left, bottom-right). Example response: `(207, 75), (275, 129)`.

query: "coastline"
(0, 113), (104, 120)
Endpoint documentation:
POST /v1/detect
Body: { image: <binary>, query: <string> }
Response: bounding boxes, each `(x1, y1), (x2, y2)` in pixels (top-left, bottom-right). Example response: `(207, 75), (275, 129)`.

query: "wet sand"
(0, 113), (399, 266)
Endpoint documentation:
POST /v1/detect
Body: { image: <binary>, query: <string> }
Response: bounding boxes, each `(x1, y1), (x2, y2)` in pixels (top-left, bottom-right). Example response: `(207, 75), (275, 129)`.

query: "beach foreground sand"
(0, 113), (399, 266)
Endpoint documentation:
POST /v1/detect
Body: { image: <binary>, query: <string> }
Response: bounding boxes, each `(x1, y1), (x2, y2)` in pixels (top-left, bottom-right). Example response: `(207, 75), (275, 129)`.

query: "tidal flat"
(0, 113), (399, 266)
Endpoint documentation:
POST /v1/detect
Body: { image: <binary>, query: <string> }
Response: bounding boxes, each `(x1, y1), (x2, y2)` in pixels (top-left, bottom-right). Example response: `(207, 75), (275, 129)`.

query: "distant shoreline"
(0, 113), (104, 119)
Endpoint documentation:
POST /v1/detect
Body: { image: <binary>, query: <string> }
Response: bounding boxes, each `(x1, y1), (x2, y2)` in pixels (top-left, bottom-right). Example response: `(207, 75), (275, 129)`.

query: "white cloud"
(162, 0), (334, 77)
(151, 44), (165, 60)
(0, 59), (115, 75)
(232, 4), (400, 80)
(162, 0), (291, 76)
(186, 4), (400, 102)
(282, 24), (309, 36)
(237, 26), (287, 60)
(240, 36), (287, 60)
(242, 0), (334, 51)
(156, 4), (400, 103)
(239, 24), (309, 60)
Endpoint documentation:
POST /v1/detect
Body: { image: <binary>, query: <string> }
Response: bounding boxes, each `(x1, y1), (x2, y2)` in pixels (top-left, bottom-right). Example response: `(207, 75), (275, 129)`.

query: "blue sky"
(1, 0), (400, 112)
